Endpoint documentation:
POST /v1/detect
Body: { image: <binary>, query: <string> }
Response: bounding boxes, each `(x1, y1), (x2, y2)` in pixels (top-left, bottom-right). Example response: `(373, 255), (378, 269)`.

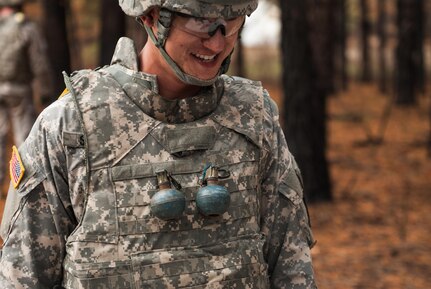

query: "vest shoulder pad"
(212, 76), (265, 147)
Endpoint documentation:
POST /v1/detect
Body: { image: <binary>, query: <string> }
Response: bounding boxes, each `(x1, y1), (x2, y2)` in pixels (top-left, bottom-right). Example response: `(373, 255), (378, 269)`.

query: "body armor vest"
(62, 66), (270, 288)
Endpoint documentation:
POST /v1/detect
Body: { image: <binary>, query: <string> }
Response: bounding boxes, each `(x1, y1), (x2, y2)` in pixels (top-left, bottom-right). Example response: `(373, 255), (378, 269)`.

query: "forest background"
(1, 0), (431, 288)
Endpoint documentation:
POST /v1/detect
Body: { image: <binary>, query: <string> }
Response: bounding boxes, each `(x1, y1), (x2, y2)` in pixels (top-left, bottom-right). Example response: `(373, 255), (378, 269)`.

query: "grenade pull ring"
(196, 165), (230, 216)
(150, 170), (186, 220)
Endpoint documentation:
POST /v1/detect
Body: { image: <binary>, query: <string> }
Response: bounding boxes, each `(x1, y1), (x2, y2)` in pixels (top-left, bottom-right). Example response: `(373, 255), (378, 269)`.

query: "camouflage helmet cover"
(0, 0), (24, 5)
(119, 0), (258, 19)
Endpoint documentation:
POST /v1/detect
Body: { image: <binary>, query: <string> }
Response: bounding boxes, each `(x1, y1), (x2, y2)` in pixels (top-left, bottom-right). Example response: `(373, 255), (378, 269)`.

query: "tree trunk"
(360, 0), (371, 82)
(335, 0), (348, 91)
(377, 0), (387, 93)
(280, 0), (332, 203)
(40, 0), (71, 100)
(100, 0), (126, 66)
(309, 0), (335, 95)
(415, 0), (425, 95)
(126, 17), (147, 53)
(395, 0), (423, 105)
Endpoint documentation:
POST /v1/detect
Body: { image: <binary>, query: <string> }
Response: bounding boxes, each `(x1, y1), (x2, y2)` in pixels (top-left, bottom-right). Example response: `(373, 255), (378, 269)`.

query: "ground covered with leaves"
(0, 83), (430, 289)
(306, 84), (431, 289)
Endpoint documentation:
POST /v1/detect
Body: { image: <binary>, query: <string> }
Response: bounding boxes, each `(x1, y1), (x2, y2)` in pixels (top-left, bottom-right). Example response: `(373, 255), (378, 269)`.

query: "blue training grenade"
(150, 170), (186, 220)
(196, 166), (230, 216)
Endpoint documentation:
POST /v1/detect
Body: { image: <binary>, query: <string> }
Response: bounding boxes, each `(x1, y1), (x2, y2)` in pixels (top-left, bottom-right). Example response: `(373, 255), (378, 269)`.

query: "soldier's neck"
(158, 78), (202, 100)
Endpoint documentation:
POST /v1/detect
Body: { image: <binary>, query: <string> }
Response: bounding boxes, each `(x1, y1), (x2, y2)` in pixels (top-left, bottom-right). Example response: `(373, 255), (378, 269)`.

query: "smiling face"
(139, 9), (243, 98)
(166, 13), (244, 80)
(143, 9), (241, 81)
(165, 25), (239, 80)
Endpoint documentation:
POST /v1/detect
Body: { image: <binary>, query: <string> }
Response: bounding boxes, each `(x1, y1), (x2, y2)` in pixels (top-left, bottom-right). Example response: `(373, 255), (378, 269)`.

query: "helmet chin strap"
(140, 10), (233, 87)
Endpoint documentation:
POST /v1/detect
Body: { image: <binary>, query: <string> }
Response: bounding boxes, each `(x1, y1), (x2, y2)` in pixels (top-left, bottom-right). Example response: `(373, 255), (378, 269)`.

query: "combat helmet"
(0, 0), (24, 5)
(118, 0), (258, 86)
(119, 0), (258, 19)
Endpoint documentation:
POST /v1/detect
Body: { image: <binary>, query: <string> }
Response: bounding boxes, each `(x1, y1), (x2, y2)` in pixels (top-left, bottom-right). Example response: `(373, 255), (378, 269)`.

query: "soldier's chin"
(189, 63), (220, 80)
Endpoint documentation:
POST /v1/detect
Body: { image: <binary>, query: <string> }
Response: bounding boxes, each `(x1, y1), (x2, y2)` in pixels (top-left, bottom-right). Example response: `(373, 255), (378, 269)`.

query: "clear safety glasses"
(172, 13), (246, 39)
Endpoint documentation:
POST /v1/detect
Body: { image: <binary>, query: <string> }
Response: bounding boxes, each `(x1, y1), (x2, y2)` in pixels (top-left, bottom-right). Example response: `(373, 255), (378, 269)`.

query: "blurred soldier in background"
(0, 0), (317, 288)
(0, 0), (53, 198)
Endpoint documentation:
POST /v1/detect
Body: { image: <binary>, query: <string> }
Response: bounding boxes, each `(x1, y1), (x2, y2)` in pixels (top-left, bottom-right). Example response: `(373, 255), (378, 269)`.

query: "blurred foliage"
(21, 0), (431, 87)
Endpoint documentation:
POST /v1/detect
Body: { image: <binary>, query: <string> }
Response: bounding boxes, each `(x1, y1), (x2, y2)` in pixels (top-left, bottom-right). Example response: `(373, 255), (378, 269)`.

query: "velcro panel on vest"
(156, 126), (216, 154)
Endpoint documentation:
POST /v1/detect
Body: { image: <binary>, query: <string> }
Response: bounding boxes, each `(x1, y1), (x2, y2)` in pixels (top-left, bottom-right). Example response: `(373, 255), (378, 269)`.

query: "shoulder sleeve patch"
(58, 88), (69, 99)
(9, 145), (25, 188)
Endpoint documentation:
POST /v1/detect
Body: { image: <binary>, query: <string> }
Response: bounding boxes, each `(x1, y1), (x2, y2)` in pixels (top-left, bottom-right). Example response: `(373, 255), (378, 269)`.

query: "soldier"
(0, 0), (53, 198)
(0, 0), (317, 288)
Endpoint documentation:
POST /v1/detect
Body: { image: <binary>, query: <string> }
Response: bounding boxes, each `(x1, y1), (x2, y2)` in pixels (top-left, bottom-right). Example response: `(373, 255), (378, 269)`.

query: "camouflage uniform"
(0, 37), (316, 289)
(0, 10), (53, 189)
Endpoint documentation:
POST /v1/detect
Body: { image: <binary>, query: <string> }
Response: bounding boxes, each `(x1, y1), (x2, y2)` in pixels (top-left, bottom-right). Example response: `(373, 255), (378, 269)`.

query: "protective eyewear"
(172, 13), (245, 39)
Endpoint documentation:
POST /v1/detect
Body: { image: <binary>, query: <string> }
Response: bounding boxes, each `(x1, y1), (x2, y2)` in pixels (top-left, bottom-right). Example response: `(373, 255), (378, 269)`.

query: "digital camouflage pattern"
(0, 37), (317, 289)
(119, 0), (258, 18)
(0, 11), (53, 193)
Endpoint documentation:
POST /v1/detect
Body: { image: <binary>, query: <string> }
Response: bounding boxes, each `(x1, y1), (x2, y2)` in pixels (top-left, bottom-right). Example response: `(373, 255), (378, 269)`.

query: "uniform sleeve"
(0, 102), (77, 289)
(259, 92), (317, 289)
